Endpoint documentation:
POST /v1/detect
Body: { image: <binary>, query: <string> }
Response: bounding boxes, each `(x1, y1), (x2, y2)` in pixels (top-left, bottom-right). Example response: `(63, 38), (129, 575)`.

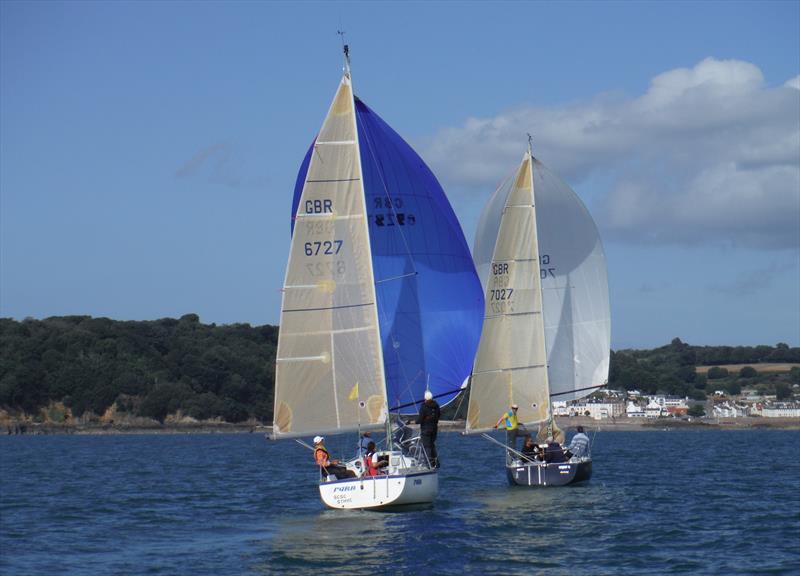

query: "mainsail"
(274, 72), (483, 438)
(467, 151), (610, 433)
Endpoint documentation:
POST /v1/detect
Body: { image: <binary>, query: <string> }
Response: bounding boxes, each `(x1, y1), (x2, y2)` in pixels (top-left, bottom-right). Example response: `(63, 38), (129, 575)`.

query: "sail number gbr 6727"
(302, 198), (343, 256)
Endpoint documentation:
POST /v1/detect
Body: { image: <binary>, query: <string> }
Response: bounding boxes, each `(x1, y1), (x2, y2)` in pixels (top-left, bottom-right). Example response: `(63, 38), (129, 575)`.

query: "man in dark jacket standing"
(417, 390), (441, 468)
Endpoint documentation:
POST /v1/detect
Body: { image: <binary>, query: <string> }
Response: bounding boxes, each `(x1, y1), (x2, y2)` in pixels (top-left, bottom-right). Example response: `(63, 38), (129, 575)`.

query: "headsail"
(467, 154), (550, 432)
(274, 75), (386, 438)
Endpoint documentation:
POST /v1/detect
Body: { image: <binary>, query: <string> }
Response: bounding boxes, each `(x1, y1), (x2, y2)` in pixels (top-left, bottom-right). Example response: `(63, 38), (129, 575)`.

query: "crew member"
(564, 426), (590, 459)
(313, 436), (355, 479)
(494, 404), (527, 451)
(417, 390), (441, 468)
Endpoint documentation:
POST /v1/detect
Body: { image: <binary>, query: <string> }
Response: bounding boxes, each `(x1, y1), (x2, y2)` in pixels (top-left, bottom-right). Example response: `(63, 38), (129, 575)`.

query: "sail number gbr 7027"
(489, 262), (514, 314)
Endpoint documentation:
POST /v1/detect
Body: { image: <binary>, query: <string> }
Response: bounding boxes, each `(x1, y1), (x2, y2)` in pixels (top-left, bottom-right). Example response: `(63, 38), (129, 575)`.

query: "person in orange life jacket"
(313, 436), (355, 479)
(417, 390), (440, 468)
(364, 441), (388, 477)
(494, 404), (528, 452)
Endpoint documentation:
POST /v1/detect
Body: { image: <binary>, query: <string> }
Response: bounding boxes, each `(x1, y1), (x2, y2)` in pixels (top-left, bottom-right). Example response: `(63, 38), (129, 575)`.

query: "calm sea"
(1, 429), (798, 575)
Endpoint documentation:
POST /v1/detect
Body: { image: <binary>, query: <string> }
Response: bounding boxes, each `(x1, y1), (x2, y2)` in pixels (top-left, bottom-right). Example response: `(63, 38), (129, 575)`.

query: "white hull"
(319, 469), (438, 509)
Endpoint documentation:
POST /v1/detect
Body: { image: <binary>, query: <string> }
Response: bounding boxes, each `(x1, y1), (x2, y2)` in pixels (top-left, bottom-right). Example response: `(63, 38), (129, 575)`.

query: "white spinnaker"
(273, 76), (387, 438)
(471, 155), (610, 414)
(533, 159), (610, 402)
(467, 154), (550, 432)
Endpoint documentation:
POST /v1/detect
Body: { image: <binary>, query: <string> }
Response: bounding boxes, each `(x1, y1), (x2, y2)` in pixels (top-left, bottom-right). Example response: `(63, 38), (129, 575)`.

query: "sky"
(1, 1), (798, 350)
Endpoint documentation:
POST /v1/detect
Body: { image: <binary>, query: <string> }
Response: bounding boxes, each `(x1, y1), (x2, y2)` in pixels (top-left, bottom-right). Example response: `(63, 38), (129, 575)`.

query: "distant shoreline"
(2, 415), (798, 436)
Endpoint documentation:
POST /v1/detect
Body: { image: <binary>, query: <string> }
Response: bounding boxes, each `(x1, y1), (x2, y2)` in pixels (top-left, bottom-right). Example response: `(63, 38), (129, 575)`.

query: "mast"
(342, 41), (393, 446)
(527, 137), (556, 441)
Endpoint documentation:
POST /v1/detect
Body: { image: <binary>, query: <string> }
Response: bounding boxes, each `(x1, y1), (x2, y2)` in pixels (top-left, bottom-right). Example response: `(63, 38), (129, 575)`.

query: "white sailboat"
(271, 47), (483, 508)
(465, 140), (610, 487)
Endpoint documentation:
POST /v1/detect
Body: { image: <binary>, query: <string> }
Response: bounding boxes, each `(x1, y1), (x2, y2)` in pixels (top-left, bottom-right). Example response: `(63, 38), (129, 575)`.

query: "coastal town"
(553, 387), (800, 422)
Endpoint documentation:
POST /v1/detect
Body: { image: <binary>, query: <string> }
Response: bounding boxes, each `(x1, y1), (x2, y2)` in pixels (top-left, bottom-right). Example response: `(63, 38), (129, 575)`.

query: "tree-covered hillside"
(609, 338), (799, 399)
(1, 319), (797, 424)
(0, 315), (277, 423)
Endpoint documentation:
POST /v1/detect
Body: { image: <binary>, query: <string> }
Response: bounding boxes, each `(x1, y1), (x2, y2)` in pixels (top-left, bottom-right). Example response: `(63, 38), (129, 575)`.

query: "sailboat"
(271, 46), (483, 509)
(464, 140), (610, 487)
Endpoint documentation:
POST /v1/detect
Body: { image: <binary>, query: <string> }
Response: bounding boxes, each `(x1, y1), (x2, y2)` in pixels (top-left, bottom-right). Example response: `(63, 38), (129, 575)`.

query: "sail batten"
(473, 363), (547, 375)
(282, 302), (374, 313)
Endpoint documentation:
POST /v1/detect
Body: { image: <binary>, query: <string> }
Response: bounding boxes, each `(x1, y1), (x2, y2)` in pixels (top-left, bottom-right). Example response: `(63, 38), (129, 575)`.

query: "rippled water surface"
(1, 430), (799, 575)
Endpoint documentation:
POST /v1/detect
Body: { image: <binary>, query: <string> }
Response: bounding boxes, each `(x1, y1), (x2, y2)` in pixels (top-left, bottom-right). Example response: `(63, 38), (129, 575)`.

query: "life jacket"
(504, 410), (519, 430)
(314, 446), (330, 467)
(364, 453), (379, 477)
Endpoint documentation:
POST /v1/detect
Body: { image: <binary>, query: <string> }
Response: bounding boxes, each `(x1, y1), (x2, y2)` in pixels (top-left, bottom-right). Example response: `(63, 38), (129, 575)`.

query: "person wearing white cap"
(416, 389), (441, 468)
(494, 403), (528, 452)
(313, 436), (355, 479)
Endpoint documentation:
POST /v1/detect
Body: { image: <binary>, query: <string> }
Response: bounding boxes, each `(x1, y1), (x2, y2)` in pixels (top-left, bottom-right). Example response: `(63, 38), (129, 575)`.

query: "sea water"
(1, 429), (798, 575)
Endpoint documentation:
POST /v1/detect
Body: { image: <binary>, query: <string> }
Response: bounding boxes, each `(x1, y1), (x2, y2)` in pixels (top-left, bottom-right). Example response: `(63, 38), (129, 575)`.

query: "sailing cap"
(511, 404), (519, 409)
(313, 436), (324, 444)
(424, 390), (433, 401)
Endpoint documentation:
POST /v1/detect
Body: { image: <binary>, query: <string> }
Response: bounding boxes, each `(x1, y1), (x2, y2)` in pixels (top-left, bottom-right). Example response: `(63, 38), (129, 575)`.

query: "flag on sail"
(348, 382), (360, 402)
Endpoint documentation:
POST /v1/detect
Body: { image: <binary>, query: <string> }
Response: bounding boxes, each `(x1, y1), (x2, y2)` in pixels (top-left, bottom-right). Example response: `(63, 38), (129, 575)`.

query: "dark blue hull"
(506, 460), (592, 487)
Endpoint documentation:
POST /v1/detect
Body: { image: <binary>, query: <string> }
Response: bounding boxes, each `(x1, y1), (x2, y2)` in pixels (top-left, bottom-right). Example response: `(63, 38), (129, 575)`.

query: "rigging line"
(451, 384), (469, 421)
(548, 383), (606, 398)
(375, 271), (418, 284)
(389, 386), (463, 412)
(388, 368), (426, 417)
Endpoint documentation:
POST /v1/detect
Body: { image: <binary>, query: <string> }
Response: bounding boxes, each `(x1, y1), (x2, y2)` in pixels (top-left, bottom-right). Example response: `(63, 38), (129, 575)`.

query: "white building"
(713, 403), (747, 418)
(626, 401), (646, 418)
(762, 404), (800, 418)
(645, 395), (689, 409)
(552, 400), (625, 420)
(645, 399), (663, 418)
(664, 396), (689, 409)
(552, 401), (569, 417)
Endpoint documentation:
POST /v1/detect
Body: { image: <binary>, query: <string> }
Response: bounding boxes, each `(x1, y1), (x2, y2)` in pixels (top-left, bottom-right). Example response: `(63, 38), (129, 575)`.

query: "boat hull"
(319, 470), (438, 509)
(506, 459), (592, 487)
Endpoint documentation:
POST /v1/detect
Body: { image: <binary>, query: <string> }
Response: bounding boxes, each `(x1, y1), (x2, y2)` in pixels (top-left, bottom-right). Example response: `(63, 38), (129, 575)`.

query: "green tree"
(687, 404), (705, 417)
(724, 381), (742, 396)
(138, 382), (192, 423)
(775, 382), (792, 401)
(707, 367), (729, 380)
(739, 366), (757, 378)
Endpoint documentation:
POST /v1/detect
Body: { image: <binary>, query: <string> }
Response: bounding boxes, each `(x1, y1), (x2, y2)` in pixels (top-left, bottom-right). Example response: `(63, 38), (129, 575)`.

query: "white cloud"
(424, 58), (800, 250)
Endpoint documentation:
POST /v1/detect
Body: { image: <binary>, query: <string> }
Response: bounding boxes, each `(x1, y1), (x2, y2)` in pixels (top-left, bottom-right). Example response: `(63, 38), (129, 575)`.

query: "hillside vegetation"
(1, 317), (798, 424)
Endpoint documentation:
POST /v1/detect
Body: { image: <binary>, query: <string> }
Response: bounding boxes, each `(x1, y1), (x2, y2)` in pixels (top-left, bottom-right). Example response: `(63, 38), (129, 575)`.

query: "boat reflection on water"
(257, 511), (393, 570)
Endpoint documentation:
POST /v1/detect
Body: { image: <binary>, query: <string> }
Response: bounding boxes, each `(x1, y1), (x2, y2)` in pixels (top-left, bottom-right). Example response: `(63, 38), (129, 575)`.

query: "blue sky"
(1, 1), (798, 350)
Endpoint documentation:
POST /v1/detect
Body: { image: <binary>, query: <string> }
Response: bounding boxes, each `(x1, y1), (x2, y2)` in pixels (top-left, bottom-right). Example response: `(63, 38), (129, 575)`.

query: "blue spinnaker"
(290, 96), (483, 415)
